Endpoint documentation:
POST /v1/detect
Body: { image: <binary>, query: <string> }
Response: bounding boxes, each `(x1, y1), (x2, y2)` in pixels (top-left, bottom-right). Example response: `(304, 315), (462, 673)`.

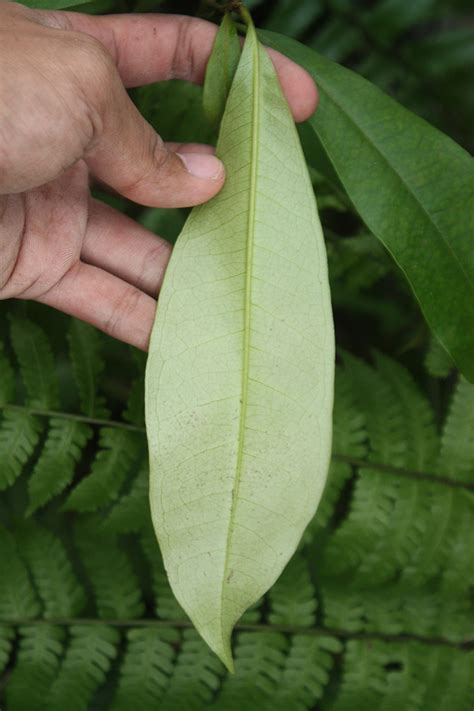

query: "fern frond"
(439, 376), (474, 482)
(0, 526), (39, 619)
(424, 335), (454, 378)
(321, 354), (441, 584)
(64, 428), (142, 512)
(402, 487), (468, 587)
(399, 377), (474, 587)
(330, 640), (391, 711)
(45, 625), (119, 711)
(414, 646), (474, 711)
(341, 353), (407, 465)
(319, 583), (368, 633)
(305, 461), (352, 536)
(215, 633), (287, 709)
(122, 376), (145, 426)
(16, 523), (86, 618)
(103, 461), (150, 534)
(0, 626), (14, 675)
(271, 635), (342, 711)
(9, 316), (59, 408)
(158, 629), (224, 710)
(320, 467), (397, 579)
(27, 418), (92, 514)
(68, 320), (109, 418)
(0, 342), (15, 405)
(359, 355), (438, 577)
(111, 628), (177, 711)
(5, 625), (64, 711)
(268, 553), (317, 627)
(333, 366), (368, 458)
(305, 366), (367, 534)
(123, 349), (146, 426)
(374, 352), (438, 469)
(439, 490), (474, 593)
(141, 531), (185, 621)
(0, 411), (42, 491)
(75, 524), (144, 619)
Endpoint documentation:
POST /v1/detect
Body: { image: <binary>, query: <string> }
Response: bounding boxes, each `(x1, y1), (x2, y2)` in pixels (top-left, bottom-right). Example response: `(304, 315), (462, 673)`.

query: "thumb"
(83, 53), (225, 208)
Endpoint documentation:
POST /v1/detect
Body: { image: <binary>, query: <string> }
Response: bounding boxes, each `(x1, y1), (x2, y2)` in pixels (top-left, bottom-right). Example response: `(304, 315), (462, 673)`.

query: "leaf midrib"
(309, 85), (473, 292)
(219, 30), (260, 620)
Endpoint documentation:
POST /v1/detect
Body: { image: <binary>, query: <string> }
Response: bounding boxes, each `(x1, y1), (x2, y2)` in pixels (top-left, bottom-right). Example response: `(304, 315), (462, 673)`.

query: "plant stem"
(1, 617), (471, 650)
(1, 402), (472, 490)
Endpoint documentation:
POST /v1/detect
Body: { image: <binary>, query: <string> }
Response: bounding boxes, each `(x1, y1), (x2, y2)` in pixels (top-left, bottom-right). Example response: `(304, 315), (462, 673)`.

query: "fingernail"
(177, 153), (224, 180)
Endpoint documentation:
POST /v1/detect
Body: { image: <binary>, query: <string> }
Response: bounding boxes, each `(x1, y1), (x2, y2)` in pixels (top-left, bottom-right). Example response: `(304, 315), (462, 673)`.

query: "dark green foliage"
(0, 527), (40, 619)
(9, 317), (59, 409)
(75, 522), (145, 619)
(45, 625), (119, 711)
(268, 553), (317, 627)
(3, 0), (473, 706)
(16, 523), (86, 618)
(0, 313), (471, 707)
(0, 411), (43, 491)
(203, 12), (241, 126)
(5, 625), (65, 711)
(68, 321), (110, 418)
(63, 427), (142, 512)
(110, 628), (178, 710)
(27, 418), (92, 513)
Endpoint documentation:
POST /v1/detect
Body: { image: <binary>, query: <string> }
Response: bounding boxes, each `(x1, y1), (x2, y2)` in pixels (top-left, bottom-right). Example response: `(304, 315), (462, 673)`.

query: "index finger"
(40, 12), (318, 122)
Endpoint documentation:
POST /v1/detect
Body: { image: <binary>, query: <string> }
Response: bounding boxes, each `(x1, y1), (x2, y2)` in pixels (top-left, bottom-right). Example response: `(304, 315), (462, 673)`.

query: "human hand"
(0, 2), (318, 349)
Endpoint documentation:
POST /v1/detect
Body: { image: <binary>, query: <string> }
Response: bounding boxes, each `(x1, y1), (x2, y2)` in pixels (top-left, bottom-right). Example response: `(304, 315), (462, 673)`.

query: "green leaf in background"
(136, 80), (215, 146)
(261, 30), (474, 382)
(139, 207), (186, 246)
(146, 21), (334, 670)
(203, 12), (241, 127)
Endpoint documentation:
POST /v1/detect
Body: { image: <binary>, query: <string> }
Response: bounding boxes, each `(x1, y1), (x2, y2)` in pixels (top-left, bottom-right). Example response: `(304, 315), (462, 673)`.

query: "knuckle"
(137, 241), (172, 294)
(118, 130), (170, 197)
(104, 286), (142, 340)
(171, 17), (198, 81)
(69, 32), (116, 93)
(67, 34), (117, 145)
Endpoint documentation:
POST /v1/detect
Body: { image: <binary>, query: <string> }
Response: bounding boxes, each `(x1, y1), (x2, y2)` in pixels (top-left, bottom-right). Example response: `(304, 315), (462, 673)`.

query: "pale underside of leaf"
(146, 24), (334, 670)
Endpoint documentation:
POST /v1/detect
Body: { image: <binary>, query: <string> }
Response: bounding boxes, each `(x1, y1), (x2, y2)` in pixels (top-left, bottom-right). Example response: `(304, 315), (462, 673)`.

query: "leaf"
(265, 0), (324, 38)
(9, 316), (59, 408)
(0, 526), (40, 619)
(63, 428), (141, 512)
(138, 207), (186, 246)
(27, 418), (92, 514)
(203, 12), (241, 126)
(45, 626), (119, 711)
(111, 628), (178, 710)
(16, 523), (86, 618)
(136, 80), (215, 146)
(261, 30), (474, 382)
(146, 21), (334, 669)
(68, 320), (109, 418)
(75, 524), (145, 619)
(5, 626), (64, 711)
(0, 342), (15, 405)
(0, 411), (43, 491)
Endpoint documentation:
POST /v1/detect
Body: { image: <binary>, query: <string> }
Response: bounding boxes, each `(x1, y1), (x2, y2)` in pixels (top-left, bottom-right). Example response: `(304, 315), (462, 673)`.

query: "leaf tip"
(196, 617), (235, 672)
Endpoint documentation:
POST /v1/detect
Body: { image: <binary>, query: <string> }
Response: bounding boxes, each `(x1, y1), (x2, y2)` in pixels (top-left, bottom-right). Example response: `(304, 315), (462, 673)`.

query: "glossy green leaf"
(146, 22), (334, 670)
(203, 12), (241, 126)
(261, 30), (474, 382)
